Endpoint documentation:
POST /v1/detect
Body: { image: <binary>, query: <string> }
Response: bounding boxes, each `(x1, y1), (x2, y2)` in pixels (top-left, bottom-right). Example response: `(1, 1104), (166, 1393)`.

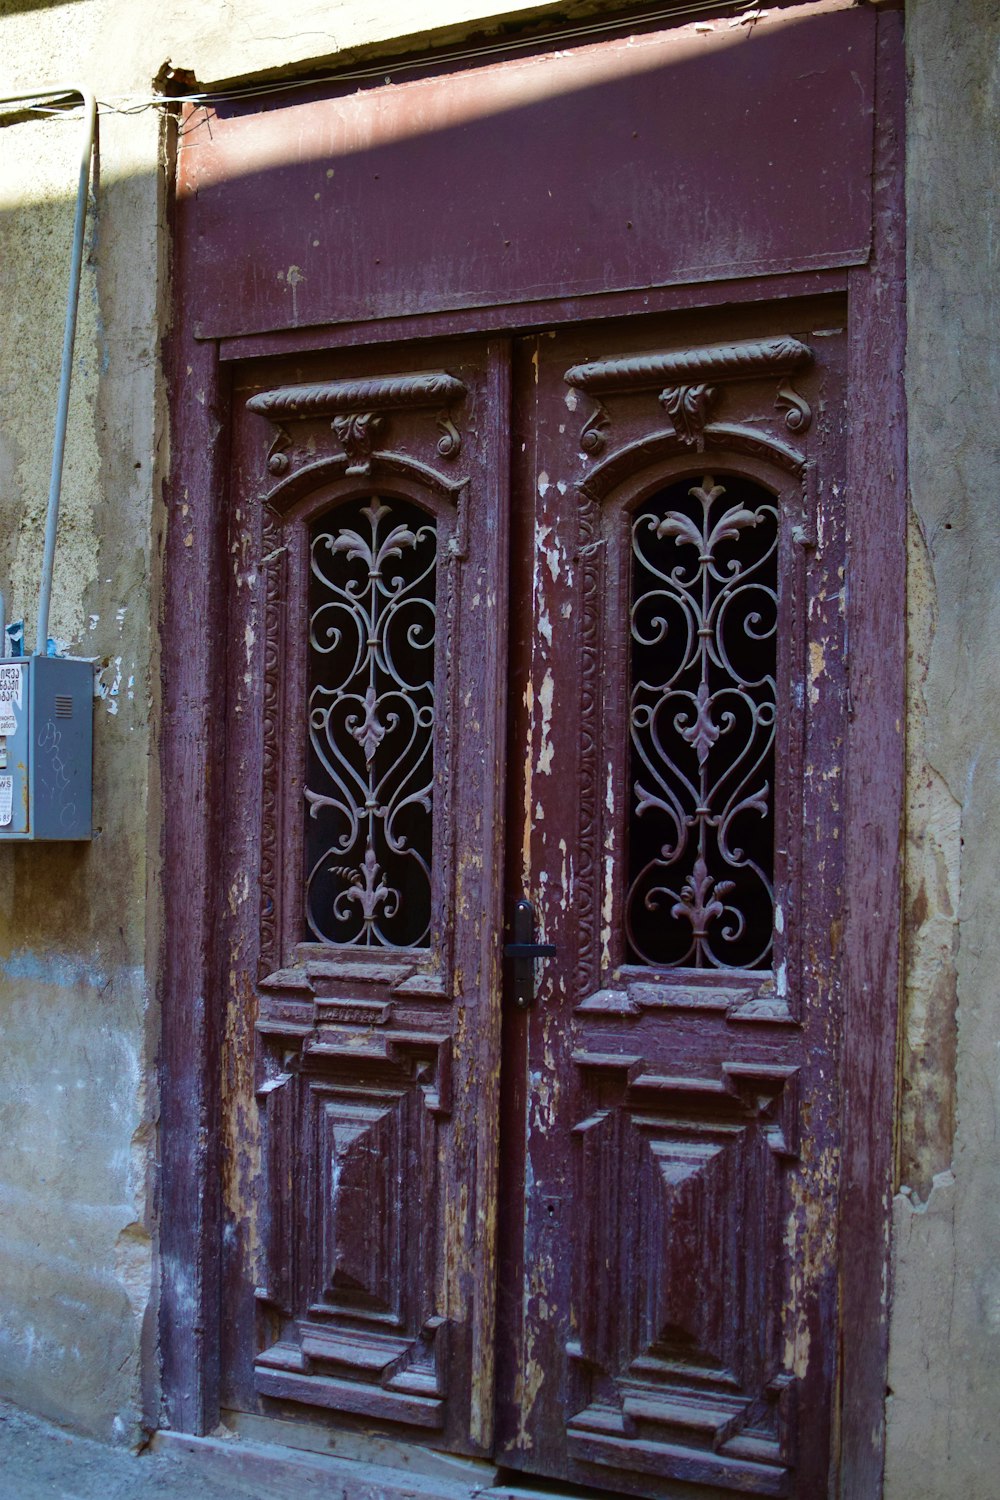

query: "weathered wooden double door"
(220, 302), (848, 1498)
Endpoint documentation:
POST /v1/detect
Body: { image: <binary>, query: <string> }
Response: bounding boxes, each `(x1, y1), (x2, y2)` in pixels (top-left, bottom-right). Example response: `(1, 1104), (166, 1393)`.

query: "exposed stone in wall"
(899, 516), (959, 1200)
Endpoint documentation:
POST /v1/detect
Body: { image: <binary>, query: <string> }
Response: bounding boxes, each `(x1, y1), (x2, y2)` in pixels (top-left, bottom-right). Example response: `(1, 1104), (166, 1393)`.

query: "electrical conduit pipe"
(0, 86), (96, 656)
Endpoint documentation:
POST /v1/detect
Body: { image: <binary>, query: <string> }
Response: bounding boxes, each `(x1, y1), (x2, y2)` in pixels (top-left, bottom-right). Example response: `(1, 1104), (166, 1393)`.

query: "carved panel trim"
(565, 338), (812, 396)
(248, 372), (467, 476)
(259, 506), (285, 974)
(573, 474), (604, 1000)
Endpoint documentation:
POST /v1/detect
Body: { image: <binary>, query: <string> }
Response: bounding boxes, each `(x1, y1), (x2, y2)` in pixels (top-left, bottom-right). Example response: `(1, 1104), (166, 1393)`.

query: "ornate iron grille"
(626, 475), (777, 969)
(305, 497), (436, 948)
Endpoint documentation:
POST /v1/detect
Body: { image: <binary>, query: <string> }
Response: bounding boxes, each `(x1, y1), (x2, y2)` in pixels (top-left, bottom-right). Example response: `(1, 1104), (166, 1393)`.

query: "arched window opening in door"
(626, 473), (778, 970)
(305, 495), (437, 949)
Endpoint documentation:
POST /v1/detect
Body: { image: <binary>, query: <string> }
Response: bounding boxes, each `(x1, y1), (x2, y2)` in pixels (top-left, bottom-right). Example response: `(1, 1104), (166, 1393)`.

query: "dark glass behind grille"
(626, 475), (778, 970)
(304, 496), (436, 949)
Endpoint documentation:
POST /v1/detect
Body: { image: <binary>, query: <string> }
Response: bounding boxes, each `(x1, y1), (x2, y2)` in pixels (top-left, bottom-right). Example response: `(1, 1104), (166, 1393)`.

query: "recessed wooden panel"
(316, 1087), (407, 1313)
(568, 1065), (796, 1490)
(254, 1037), (446, 1426)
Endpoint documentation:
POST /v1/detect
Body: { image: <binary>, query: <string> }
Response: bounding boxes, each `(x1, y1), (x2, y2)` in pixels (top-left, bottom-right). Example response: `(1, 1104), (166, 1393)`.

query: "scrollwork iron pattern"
(626, 475), (777, 969)
(305, 497), (436, 948)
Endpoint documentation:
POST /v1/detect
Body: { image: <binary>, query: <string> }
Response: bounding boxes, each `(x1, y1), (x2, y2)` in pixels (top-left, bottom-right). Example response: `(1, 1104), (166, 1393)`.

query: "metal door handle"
(504, 898), (556, 1009)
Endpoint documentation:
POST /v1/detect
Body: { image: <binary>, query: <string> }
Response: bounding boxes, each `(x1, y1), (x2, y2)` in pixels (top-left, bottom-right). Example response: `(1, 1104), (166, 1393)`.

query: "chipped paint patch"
(809, 641), (825, 705)
(522, 680), (534, 884)
(536, 670), (555, 775)
(96, 656), (124, 715)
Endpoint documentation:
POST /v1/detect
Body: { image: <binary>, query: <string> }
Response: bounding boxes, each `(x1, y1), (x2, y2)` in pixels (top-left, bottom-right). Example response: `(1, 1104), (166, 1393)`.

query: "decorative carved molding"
(580, 401), (610, 455)
(565, 337), (813, 453)
(578, 425), (807, 511)
(248, 372), (466, 420)
(263, 452), (468, 519)
(775, 379), (811, 433)
(265, 423), (292, 475)
(574, 481), (603, 1000)
(565, 337), (813, 394)
(723, 1062), (800, 1159)
(247, 372), (468, 477)
(331, 411), (384, 475)
(258, 506), (284, 976)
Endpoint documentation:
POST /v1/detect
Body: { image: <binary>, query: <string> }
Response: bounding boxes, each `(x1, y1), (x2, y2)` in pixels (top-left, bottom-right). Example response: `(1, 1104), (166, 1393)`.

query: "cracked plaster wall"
(884, 1), (1000, 1496)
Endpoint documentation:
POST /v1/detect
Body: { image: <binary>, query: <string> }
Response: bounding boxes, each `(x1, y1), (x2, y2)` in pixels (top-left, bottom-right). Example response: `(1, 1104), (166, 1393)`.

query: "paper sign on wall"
(0, 663), (24, 736)
(0, 774), (12, 827)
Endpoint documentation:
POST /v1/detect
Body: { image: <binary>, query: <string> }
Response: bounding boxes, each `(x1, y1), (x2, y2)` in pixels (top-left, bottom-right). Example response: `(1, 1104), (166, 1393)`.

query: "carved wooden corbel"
(247, 371), (467, 478)
(565, 336), (814, 454)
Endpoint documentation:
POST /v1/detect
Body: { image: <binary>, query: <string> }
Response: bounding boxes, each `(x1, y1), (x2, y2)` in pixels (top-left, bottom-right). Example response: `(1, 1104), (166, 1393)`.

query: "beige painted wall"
(884, 2), (1000, 1495)
(0, 70), (162, 1447)
(0, 0), (996, 1488)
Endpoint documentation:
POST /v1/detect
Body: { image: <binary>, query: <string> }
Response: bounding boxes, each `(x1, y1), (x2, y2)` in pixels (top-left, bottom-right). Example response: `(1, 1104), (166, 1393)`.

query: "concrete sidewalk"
(0, 1400), (255, 1500)
(0, 1398), (277, 1500)
(0, 1399), (551, 1500)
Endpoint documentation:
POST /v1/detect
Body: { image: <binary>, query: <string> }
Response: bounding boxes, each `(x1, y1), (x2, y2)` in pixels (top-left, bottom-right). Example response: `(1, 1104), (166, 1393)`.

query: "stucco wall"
(0, 87), (162, 1444)
(884, 2), (1000, 1496)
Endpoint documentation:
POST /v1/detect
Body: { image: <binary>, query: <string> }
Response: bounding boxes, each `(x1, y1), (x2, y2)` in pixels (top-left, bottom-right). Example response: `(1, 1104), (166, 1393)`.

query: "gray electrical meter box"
(0, 656), (93, 841)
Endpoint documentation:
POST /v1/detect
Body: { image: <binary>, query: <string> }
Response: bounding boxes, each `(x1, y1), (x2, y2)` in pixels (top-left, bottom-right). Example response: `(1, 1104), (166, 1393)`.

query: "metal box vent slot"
(55, 695), (74, 719)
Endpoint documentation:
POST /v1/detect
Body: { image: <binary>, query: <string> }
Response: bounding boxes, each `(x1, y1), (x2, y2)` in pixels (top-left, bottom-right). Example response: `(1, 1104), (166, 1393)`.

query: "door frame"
(158, 12), (904, 1495)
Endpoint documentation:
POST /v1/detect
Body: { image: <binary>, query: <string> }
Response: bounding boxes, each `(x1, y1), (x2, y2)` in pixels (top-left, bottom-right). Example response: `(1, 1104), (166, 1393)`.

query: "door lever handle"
(504, 898), (556, 1009)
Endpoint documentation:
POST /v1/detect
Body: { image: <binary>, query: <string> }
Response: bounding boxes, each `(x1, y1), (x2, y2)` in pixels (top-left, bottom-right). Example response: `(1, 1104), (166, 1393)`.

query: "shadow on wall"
(0, 0), (91, 11)
(0, 98), (159, 1442)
